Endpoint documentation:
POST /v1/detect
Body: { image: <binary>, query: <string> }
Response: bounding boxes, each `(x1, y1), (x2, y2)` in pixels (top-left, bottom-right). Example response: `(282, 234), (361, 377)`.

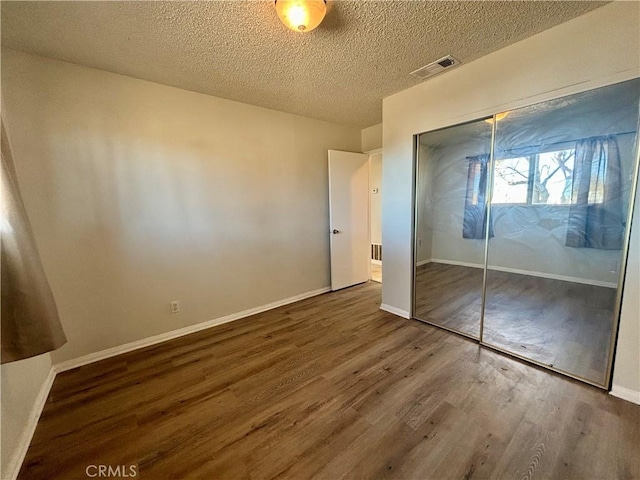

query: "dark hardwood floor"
(20, 282), (639, 479)
(414, 263), (616, 384)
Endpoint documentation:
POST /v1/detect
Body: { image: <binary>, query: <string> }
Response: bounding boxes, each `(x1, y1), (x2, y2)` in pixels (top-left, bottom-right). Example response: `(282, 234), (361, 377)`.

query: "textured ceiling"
(1, 1), (607, 127)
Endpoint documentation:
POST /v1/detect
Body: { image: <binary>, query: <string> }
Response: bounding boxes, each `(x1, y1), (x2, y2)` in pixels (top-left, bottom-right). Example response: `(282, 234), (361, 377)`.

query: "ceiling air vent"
(410, 55), (460, 80)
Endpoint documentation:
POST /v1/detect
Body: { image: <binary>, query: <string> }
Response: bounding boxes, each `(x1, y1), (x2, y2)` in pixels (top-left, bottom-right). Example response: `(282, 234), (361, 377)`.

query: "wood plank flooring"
(414, 263), (616, 384)
(19, 282), (639, 480)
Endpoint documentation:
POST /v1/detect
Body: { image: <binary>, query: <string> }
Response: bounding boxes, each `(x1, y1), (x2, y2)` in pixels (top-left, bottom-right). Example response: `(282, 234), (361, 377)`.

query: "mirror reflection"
(483, 79), (640, 385)
(414, 120), (493, 338)
(413, 78), (640, 386)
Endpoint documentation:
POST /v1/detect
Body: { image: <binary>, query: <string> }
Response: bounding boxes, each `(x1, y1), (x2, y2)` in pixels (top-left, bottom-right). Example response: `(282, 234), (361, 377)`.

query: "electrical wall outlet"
(170, 301), (180, 314)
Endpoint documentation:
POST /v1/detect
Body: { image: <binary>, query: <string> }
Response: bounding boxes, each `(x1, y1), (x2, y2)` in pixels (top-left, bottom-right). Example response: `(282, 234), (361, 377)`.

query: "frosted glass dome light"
(275, 0), (327, 33)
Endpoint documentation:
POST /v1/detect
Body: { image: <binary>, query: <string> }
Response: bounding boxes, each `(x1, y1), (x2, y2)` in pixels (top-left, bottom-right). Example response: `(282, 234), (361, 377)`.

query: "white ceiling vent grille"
(410, 55), (459, 80)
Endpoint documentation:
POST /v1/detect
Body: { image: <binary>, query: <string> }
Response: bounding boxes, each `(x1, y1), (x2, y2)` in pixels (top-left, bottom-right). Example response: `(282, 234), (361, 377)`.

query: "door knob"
(332, 229), (341, 234)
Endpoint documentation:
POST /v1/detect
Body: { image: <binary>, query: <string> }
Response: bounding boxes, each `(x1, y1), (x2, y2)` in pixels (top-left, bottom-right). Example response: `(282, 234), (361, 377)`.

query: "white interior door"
(328, 150), (369, 291)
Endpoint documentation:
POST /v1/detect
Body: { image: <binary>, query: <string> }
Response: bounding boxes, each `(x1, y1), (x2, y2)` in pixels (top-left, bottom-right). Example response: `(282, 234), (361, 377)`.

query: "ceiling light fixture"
(485, 112), (510, 124)
(275, 0), (327, 33)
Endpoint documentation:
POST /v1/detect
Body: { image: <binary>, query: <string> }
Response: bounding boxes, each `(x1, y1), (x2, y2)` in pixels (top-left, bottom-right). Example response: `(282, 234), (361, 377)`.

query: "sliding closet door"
(482, 79), (640, 385)
(414, 120), (493, 338)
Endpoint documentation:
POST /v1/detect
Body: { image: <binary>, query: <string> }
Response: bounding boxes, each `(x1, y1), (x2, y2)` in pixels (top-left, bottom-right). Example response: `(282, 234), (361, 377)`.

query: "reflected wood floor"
(414, 263), (616, 384)
(20, 282), (638, 480)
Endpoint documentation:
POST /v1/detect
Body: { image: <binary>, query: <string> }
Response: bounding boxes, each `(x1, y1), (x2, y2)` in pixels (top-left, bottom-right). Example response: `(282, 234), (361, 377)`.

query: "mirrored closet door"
(414, 119), (493, 338)
(413, 78), (640, 387)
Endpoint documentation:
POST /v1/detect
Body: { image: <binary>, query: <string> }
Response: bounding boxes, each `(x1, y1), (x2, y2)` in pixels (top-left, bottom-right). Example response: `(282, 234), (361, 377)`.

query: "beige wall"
(362, 123), (382, 152)
(1, 354), (52, 479)
(369, 153), (382, 246)
(381, 3), (640, 396)
(1, 49), (361, 364)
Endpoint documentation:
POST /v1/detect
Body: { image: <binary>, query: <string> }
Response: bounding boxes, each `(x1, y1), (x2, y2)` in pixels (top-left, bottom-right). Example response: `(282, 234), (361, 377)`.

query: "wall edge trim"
(380, 303), (411, 319)
(54, 286), (331, 373)
(5, 365), (56, 480)
(8, 286), (332, 478)
(610, 384), (640, 405)
(416, 258), (618, 288)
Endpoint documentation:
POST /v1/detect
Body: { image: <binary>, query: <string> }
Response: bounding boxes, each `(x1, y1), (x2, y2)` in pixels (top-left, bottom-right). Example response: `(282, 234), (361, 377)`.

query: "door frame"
(365, 147), (382, 282)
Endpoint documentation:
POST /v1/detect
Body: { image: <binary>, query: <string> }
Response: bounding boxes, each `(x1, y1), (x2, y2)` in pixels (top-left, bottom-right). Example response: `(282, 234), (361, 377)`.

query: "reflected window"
(488, 147), (605, 206)
(533, 149), (575, 205)
(492, 157), (530, 204)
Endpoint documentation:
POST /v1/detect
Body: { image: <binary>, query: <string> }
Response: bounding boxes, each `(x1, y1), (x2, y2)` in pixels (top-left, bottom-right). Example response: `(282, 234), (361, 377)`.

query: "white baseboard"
(427, 258), (483, 269)
(55, 286), (331, 373)
(370, 259), (382, 266)
(7, 283), (635, 480)
(5, 365), (56, 480)
(7, 286), (332, 479)
(380, 304), (411, 319)
(610, 384), (640, 405)
(418, 258), (617, 288)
